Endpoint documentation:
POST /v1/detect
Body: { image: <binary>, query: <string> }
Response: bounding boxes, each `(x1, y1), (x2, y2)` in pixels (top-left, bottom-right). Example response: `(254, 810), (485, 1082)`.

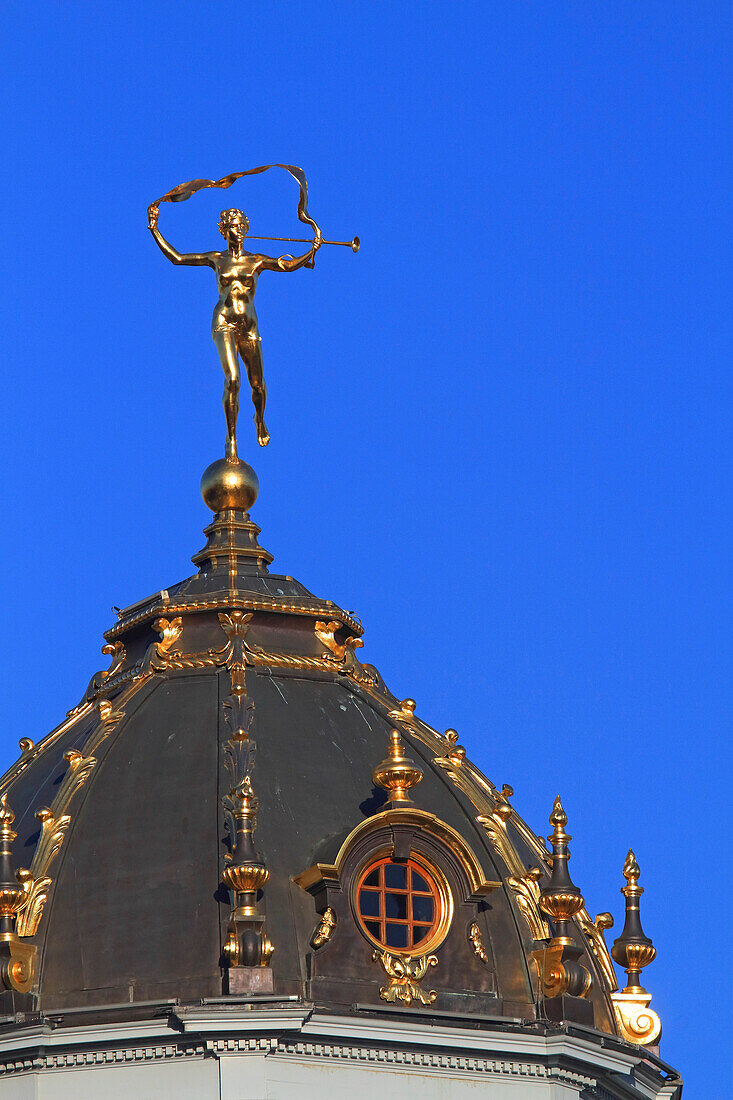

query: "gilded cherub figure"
(148, 204), (321, 455)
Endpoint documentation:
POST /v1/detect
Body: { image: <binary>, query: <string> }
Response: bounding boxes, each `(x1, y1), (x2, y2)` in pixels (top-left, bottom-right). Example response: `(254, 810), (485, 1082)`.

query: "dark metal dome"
(0, 496), (626, 1037)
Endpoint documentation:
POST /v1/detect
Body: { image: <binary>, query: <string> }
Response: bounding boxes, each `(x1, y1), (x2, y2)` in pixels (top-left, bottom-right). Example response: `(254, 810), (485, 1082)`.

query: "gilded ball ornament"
(200, 458), (259, 513)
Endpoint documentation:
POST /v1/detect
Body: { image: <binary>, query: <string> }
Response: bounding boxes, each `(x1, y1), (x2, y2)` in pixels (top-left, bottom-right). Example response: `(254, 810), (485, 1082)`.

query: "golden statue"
(148, 165), (358, 459)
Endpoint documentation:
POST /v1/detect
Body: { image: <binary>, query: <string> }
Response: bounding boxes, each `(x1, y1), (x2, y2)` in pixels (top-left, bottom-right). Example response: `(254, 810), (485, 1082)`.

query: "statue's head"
(218, 208), (249, 244)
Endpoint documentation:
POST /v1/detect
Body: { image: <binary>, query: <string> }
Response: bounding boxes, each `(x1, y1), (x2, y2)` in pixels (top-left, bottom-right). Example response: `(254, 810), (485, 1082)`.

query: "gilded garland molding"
(104, 593), (363, 643)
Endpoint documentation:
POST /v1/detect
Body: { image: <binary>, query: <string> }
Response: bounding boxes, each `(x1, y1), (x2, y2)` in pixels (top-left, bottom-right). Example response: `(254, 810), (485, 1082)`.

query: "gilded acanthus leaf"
(54, 752), (96, 811)
(506, 872), (550, 941)
(31, 810), (71, 876)
(218, 610), (253, 642)
(15, 876), (52, 938)
(154, 617), (183, 653)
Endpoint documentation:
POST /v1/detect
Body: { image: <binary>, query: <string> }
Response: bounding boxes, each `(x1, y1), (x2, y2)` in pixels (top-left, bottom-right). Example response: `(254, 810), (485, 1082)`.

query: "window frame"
(352, 847), (453, 957)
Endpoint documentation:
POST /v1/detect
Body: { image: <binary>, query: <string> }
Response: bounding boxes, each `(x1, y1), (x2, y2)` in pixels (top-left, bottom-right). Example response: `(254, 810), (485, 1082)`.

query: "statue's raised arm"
(147, 204), (216, 267)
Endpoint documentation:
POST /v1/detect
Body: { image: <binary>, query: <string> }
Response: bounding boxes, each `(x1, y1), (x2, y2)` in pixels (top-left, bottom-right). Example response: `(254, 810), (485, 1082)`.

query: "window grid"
(357, 856), (440, 951)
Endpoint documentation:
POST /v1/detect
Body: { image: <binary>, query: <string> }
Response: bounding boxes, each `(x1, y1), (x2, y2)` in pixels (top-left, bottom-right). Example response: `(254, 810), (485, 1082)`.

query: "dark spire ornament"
(0, 794), (35, 995)
(610, 850), (662, 1046)
(532, 797), (592, 1001)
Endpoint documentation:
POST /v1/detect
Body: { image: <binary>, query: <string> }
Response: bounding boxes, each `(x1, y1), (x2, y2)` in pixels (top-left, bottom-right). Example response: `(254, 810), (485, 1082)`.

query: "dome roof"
(0, 493), (625, 1037)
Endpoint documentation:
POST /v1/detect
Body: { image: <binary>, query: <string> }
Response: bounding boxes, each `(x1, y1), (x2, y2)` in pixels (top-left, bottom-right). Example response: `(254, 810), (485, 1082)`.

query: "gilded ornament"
(577, 908), (617, 992)
(532, 798), (592, 1000)
(315, 620), (363, 662)
(444, 729), (466, 766)
(475, 794), (549, 941)
(373, 950), (438, 1007)
(149, 165), (356, 456)
(0, 794), (37, 992)
(372, 730), (423, 804)
(79, 641), (127, 707)
(609, 850), (661, 1046)
(220, 657), (273, 974)
(13, 697), (127, 939)
(311, 907), (337, 949)
(388, 698), (420, 729)
(468, 920), (488, 964)
(611, 991), (661, 1046)
(505, 868), (549, 942)
(153, 617), (183, 653)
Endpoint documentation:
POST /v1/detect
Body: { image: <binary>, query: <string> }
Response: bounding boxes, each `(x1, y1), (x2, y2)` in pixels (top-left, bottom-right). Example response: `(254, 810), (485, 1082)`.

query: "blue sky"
(0, 2), (730, 1091)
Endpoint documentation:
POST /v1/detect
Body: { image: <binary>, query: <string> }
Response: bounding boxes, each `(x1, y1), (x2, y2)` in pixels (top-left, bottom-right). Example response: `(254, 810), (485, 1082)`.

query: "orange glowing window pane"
(356, 856), (441, 951)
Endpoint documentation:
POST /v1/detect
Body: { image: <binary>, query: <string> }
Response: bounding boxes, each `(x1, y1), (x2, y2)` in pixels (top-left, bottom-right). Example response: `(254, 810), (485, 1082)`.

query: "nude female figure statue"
(148, 204), (321, 457)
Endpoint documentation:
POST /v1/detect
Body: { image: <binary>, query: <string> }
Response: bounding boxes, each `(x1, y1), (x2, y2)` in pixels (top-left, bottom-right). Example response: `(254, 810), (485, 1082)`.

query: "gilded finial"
(222, 772), (269, 899)
(0, 793), (15, 835)
(372, 729), (423, 804)
(609, 849), (662, 1045)
(0, 792), (37, 993)
(549, 794), (568, 835)
(622, 849), (641, 891)
(539, 796), (584, 940)
(611, 849), (656, 993)
(532, 796), (592, 1000)
(235, 774), (258, 817)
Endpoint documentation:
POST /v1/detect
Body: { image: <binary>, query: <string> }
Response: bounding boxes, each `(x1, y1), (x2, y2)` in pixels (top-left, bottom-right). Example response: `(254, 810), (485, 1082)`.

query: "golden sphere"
(200, 458), (259, 513)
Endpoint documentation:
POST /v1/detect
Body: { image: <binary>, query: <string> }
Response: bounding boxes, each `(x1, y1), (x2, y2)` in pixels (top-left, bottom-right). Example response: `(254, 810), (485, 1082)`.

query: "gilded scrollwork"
(313, 620), (377, 686)
(577, 908), (617, 992)
(373, 950), (438, 1006)
(145, 617), (184, 671)
(13, 698), (127, 939)
(315, 620), (362, 661)
(611, 992), (661, 1046)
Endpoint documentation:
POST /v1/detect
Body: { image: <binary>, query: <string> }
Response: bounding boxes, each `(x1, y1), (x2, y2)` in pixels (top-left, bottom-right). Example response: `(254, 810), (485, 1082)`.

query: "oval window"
(355, 855), (451, 954)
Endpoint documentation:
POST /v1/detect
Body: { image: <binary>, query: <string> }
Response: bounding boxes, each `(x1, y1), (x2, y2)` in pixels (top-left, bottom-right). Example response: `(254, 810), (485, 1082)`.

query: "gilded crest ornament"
(373, 950), (438, 1007)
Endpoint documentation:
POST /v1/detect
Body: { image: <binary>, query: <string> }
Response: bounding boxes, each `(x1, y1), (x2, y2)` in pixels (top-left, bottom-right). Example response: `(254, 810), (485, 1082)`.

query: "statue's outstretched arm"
(147, 205), (215, 267)
(261, 235), (322, 273)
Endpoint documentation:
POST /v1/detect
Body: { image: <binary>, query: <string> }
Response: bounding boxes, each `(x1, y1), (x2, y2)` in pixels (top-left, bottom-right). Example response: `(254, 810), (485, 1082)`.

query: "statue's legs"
(213, 326), (241, 460)
(237, 330), (269, 447)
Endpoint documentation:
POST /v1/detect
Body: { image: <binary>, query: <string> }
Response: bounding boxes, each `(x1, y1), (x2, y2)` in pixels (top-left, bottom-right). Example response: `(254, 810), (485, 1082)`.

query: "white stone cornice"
(0, 1005), (680, 1098)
